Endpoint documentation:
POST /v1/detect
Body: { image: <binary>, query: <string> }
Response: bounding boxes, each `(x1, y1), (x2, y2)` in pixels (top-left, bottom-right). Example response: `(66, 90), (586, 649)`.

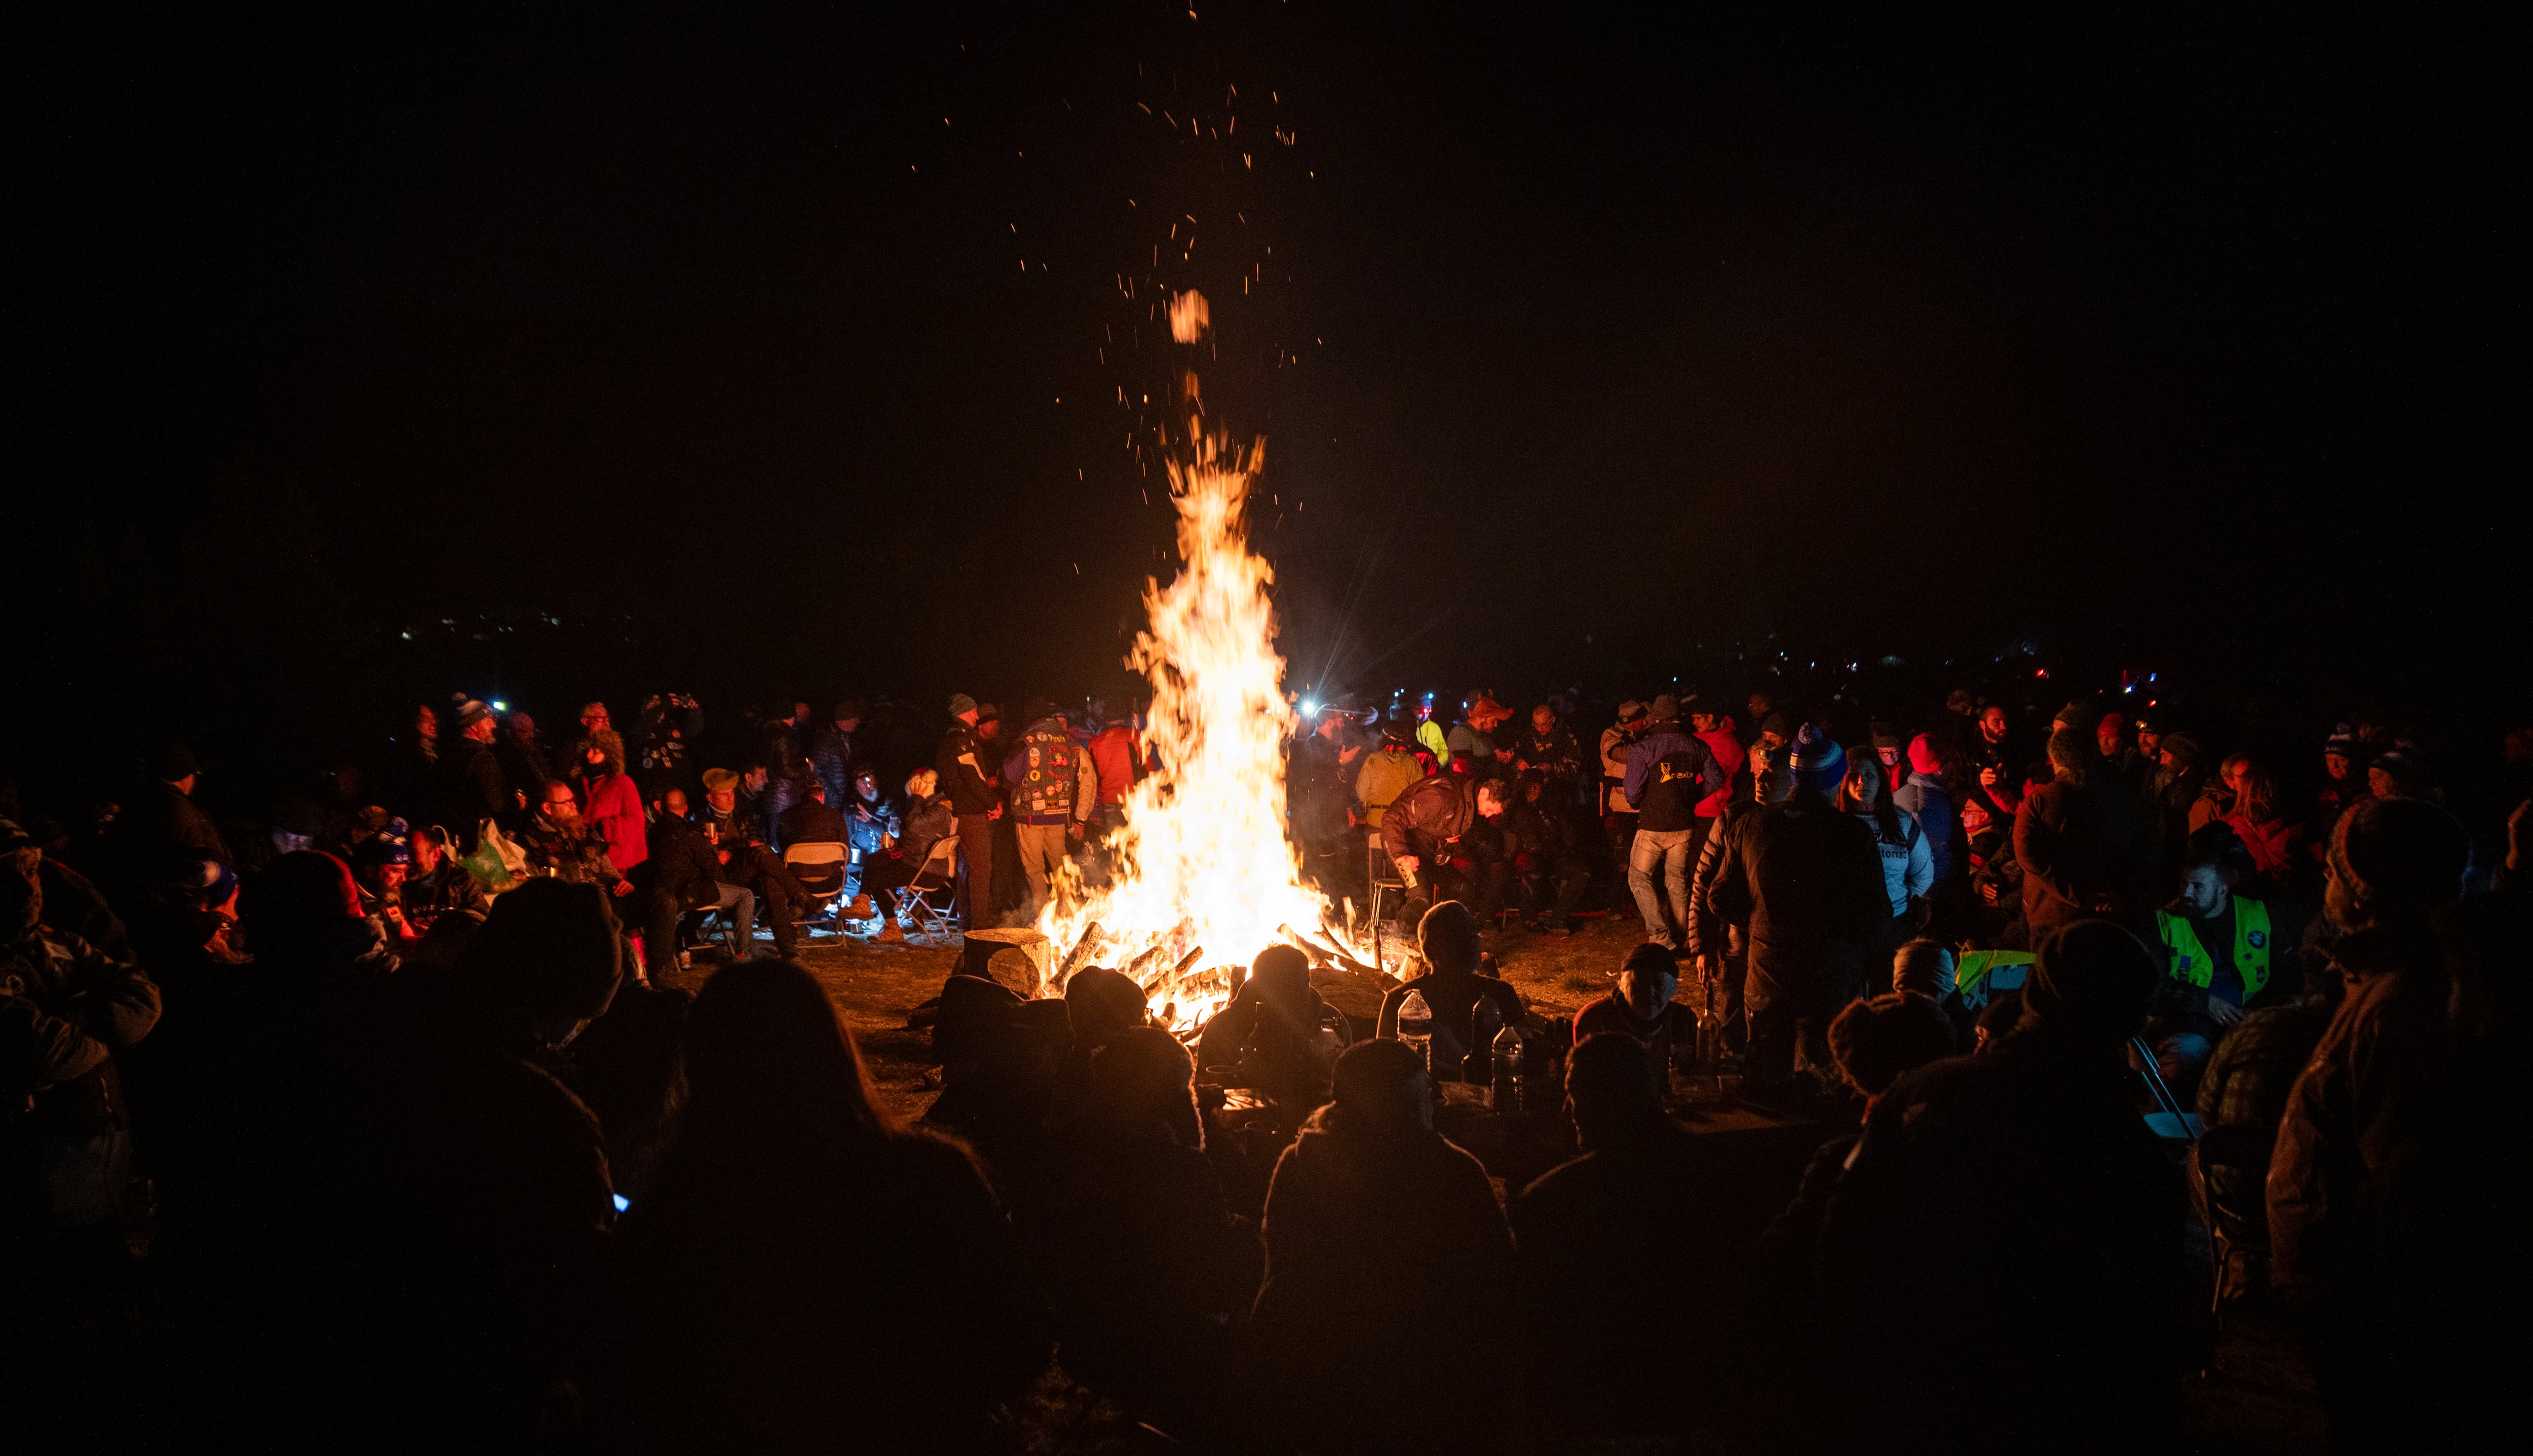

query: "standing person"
(1706, 727), (1890, 1096)
(632, 693), (704, 799)
(496, 713), (555, 810)
(1082, 701), (1141, 833)
(1447, 694), (1513, 779)
(1969, 703), (2025, 820)
(756, 704), (814, 847)
(1621, 696), (1725, 951)
(1891, 732), (1961, 886)
(573, 730), (648, 878)
(1248, 1038), (1514, 1456)
(2266, 797), (2471, 1448)
(392, 704), (441, 818)
(2216, 756), (2300, 892)
(1597, 700), (1648, 914)
(1414, 695), (1453, 774)
(580, 701), (613, 739)
(1505, 771), (1590, 935)
(436, 700), (518, 857)
(2014, 729), (2160, 943)
(1003, 701), (1097, 924)
(1838, 750), (1933, 935)
(935, 695), (1002, 928)
(809, 700), (863, 817)
(1291, 708), (1368, 896)
(1687, 761), (1790, 1061)
(107, 741), (234, 906)
(597, 961), (1051, 1454)
(1686, 698), (1748, 823)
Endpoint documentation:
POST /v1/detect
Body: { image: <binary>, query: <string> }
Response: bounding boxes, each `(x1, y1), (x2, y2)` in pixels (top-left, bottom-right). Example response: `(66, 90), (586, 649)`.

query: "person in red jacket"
(572, 729), (648, 876)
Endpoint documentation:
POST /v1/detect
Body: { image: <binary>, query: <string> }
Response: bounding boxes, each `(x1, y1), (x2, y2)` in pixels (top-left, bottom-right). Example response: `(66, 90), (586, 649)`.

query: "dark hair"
(679, 959), (893, 1160)
(1565, 1031), (1662, 1120)
(2045, 730), (2090, 785)
(1839, 752), (1905, 845)
(1334, 1037), (1427, 1121)
(1826, 993), (1958, 1096)
(1087, 1024), (1196, 1126)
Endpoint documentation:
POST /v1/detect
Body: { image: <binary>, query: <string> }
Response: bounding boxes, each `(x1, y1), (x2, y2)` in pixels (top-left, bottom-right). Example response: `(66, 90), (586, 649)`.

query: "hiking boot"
(846, 894), (877, 920)
(877, 920), (906, 944)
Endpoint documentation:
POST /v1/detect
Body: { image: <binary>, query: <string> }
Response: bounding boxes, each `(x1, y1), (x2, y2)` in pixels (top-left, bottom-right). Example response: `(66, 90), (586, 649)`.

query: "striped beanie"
(1788, 724), (1848, 794)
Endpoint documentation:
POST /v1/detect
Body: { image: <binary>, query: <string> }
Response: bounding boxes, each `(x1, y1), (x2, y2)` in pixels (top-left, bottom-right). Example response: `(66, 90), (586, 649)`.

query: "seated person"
(695, 768), (805, 959)
(1012, 1026), (1258, 1446)
(1506, 770), (1591, 935)
(1570, 942), (1696, 1086)
(1378, 774), (1512, 925)
(2147, 852), (2287, 1097)
(1512, 1032), (1728, 1439)
(1249, 1038), (1513, 1456)
(1375, 900), (1528, 1079)
(2190, 940), (2340, 1302)
(776, 778), (851, 852)
(351, 818), (428, 943)
(1892, 937), (1972, 1048)
(841, 765), (901, 916)
(519, 779), (627, 892)
(857, 770), (957, 941)
(1196, 944), (1345, 1110)
(631, 789), (733, 977)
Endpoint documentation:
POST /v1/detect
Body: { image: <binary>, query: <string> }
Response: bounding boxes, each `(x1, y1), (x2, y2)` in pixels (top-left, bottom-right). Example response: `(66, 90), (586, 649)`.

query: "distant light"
(611, 1194), (630, 1213)
(491, 701), (507, 712)
(2148, 673), (2158, 683)
(2123, 684), (2134, 694)
(1300, 700), (1319, 717)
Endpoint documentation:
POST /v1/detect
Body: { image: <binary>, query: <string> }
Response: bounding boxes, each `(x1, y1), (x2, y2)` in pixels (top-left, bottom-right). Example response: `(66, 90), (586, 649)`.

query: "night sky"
(12, 4), (2525, 781)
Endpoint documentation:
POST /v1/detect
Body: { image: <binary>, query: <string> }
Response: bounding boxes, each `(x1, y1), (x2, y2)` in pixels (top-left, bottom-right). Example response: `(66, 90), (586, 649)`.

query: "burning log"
(1055, 921), (1108, 987)
(1123, 941), (1176, 989)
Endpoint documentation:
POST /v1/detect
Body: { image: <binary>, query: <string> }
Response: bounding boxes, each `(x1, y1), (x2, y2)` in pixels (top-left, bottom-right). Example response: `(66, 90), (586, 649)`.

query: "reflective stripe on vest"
(2156, 898), (2272, 1000)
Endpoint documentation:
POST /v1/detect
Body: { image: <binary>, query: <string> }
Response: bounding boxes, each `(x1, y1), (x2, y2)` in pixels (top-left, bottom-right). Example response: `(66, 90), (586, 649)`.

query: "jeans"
(955, 813), (995, 927)
(712, 880), (757, 952)
(1602, 809), (1639, 911)
(1628, 828), (1697, 946)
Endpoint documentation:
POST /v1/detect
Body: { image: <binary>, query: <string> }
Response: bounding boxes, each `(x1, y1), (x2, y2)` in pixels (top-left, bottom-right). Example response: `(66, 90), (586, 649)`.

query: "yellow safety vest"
(2156, 897), (2273, 1001)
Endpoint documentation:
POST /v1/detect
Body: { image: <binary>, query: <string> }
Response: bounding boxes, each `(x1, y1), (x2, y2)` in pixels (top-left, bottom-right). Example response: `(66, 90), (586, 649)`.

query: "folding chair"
(783, 841), (851, 937)
(891, 834), (963, 945)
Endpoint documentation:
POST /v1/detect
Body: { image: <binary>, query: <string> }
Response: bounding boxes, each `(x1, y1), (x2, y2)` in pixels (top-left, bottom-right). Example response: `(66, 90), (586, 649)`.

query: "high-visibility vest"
(2156, 897), (2273, 1001)
(1417, 719), (1452, 771)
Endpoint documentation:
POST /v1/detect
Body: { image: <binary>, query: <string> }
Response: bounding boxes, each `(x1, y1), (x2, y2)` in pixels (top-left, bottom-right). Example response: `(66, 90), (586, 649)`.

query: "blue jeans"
(1628, 827), (1696, 947)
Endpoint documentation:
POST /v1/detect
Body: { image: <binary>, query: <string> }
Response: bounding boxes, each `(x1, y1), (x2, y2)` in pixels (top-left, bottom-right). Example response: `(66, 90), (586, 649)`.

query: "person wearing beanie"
(2315, 722), (2371, 830)
(1249, 1036), (1513, 1456)
(1815, 917), (2187, 1450)
(1570, 941), (1696, 1086)
(934, 694), (1002, 926)
(2267, 796), (2470, 1443)
(2013, 729), (2160, 943)
(1620, 698), (1728, 949)
(1375, 900), (1529, 1078)
(1446, 694), (1513, 779)
(1705, 724), (1891, 1096)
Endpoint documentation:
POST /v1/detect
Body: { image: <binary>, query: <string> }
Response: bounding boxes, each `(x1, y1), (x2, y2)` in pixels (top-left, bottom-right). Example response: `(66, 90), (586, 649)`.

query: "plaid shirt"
(2195, 999), (2331, 1130)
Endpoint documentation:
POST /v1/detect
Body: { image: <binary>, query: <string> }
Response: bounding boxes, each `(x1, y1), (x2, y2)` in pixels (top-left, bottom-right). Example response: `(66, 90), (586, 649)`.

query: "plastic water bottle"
(1395, 988), (1433, 1074)
(1491, 1021), (1524, 1112)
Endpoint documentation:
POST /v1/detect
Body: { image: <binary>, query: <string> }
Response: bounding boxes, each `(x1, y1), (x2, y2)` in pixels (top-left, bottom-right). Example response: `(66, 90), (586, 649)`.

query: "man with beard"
(519, 781), (627, 896)
(695, 769), (805, 960)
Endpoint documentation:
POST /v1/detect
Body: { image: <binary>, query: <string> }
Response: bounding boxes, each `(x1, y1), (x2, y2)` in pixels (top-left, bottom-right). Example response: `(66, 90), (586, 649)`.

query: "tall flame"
(1037, 290), (1330, 1029)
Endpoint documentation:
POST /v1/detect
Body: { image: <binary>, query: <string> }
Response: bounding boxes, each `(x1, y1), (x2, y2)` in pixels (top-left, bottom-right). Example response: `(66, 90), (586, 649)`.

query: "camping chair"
(891, 834), (963, 945)
(783, 841), (851, 937)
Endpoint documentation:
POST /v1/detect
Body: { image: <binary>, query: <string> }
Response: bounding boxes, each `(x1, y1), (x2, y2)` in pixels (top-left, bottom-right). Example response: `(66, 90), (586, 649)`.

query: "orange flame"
(1038, 291), (1333, 1030)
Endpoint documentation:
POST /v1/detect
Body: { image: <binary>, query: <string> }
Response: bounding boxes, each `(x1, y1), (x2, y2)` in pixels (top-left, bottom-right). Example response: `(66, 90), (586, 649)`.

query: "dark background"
(9, 3), (2526, 802)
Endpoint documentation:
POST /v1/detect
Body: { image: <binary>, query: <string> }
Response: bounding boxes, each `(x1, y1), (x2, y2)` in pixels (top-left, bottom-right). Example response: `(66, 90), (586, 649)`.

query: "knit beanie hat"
(1787, 724), (1848, 795)
(2324, 723), (2359, 757)
(1647, 694), (1680, 723)
(947, 693), (978, 717)
(453, 699), (494, 731)
(0, 817), (34, 855)
(1620, 941), (1679, 982)
(2161, 731), (2202, 765)
(356, 817), (413, 868)
(2329, 795), (2467, 922)
(1906, 734), (1941, 776)
(183, 858), (241, 910)
(2025, 920), (2160, 1045)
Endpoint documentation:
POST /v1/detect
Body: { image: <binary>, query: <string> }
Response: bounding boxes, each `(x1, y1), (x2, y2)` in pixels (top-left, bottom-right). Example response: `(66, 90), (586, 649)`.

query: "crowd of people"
(3, 674), (2526, 1451)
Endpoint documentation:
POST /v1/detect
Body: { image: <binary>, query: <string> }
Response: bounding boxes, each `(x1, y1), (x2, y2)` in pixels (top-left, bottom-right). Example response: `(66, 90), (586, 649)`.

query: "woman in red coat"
(573, 729), (649, 875)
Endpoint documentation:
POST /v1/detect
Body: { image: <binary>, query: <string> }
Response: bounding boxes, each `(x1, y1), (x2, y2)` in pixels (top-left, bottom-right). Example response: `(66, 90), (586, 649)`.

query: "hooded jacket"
(935, 721), (1001, 817)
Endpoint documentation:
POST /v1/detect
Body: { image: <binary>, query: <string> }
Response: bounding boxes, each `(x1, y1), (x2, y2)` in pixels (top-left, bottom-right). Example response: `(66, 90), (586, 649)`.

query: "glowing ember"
(1037, 289), (1333, 1031)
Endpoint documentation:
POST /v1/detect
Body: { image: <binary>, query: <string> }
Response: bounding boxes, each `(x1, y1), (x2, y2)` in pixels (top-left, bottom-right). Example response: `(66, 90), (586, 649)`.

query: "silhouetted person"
(1249, 1037), (1514, 1455)
(1817, 920), (2190, 1452)
(1196, 943), (1341, 1112)
(1016, 1025), (1259, 1444)
(2267, 795), (2476, 1447)
(2014, 728), (2159, 941)
(1375, 899), (1529, 1078)
(601, 959), (1050, 1454)
(325, 877), (625, 1447)
(1511, 1032), (1729, 1442)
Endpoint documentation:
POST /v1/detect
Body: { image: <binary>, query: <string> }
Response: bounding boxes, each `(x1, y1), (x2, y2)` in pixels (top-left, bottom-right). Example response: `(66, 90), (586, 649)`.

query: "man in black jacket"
(1706, 726), (1890, 1096)
(1506, 773), (1590, 934)
(105, 741), (233, 911)
(634, 789), (728, 978)
(936, 694), (1003, 926)
(696, 771), (802, 959)
(436, 700), (519, 856)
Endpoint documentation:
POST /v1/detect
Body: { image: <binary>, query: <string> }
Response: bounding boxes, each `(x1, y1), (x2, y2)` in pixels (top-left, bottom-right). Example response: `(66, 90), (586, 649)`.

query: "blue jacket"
(1892, 772), (1956, 883)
